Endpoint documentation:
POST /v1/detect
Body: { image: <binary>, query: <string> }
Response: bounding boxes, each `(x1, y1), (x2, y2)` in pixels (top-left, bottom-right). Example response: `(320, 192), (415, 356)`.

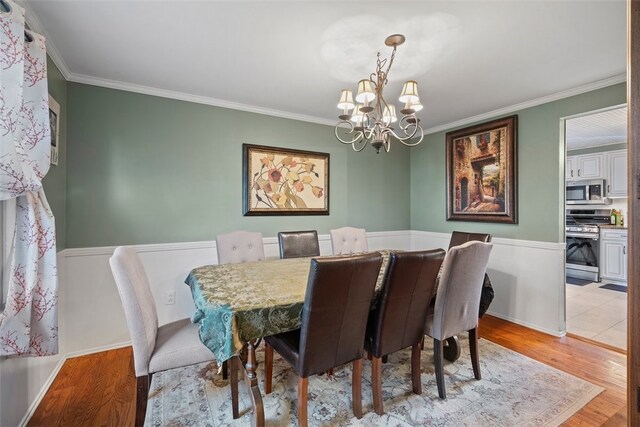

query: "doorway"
(562, 104), (628, 351)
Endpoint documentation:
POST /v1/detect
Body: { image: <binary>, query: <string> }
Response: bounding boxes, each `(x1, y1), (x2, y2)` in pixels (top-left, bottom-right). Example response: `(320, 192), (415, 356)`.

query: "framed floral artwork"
(243, 144), (329, 216)
(446, 115), (518, 223)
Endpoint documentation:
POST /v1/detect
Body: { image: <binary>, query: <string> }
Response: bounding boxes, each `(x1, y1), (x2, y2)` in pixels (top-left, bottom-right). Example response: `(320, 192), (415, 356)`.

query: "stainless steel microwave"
(566, 179), (611, 205)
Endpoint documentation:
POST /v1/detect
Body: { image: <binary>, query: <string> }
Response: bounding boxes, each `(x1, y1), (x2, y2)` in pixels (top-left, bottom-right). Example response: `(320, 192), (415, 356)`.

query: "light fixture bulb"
(355, 79), (376, 103)
(382, 104), (397, 124)
(399, 80), (420, 104)
(350, 105), (366, 123)
(337, 89), (355, 110)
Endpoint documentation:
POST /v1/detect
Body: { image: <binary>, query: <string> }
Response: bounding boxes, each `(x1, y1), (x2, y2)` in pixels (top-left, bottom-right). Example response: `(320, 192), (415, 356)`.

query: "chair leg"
(411, 343), (422, 395)
(230, 356), (239, 419)
(222, 360), (228, 380)
(352, 358), (363, 419)
(298, 376), (308, 427)
(265, 342), (273, 394)
(469, 327), (481, 380)
(135, 374), (150, 427)
(434, 338), (446, 399)
(371, 356), (383, 415)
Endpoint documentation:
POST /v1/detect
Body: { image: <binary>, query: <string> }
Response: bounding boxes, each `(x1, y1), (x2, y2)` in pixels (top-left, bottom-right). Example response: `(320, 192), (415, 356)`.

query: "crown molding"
(20, 1), (72, 79)
(423, 73), (627, 135)
(67, 71), (625, 136)
(67, 73), (337, 127)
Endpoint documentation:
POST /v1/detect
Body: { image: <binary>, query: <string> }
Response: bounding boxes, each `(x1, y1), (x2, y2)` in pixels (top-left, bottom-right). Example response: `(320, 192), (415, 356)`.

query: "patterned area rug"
(145, 338), (603, 426)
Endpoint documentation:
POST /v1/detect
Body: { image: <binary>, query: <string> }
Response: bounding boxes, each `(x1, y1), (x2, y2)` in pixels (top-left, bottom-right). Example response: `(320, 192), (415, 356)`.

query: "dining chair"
(448, 230), (492, 250)
(216, 230), (265, 264)
(277, 230), (320, 259)
(424, 240), (493, 399)
(109, 246), (219, 427)
(264, 252), (383, 427)
(364, 249), (446, 415)
(329, 226), (368, 255)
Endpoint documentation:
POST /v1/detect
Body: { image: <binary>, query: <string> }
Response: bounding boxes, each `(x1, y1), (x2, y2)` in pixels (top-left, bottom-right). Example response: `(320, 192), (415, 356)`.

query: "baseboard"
(17, 357), (66, 427)
(65, 340), (132, 359)
(566, 333), (627, 355)
(485, 311), (565, 337)
(18, 340), (132, 427)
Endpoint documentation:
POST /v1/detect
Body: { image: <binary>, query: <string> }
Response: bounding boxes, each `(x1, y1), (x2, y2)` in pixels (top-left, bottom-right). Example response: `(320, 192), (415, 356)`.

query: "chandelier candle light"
(334, 34), (424, 154)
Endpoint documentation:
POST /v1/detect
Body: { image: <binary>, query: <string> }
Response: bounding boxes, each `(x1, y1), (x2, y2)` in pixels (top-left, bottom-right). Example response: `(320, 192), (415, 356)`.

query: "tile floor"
(566, 281), (627, 350)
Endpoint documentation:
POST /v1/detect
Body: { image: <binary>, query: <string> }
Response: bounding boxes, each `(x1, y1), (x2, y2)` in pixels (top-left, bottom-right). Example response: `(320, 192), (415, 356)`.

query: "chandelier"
(334, 34), (424, 154)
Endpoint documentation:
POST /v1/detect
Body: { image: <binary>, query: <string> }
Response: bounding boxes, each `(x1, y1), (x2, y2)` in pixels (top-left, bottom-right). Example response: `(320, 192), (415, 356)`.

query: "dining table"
(184, 249), (464, 426)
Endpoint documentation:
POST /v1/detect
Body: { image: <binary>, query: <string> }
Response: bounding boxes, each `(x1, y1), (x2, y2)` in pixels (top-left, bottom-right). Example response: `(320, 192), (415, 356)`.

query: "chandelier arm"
(334, 121), (365, 145)
(387, 127), (424, 147)
(352, 139), (369, 152)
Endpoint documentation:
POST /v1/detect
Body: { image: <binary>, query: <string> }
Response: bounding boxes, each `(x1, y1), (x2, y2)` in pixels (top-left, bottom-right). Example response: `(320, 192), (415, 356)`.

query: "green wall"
(66, 83), (410, 247)
(42, 57), (67, 250)
(568, 142), (627, 156)
(410, 83), (626, 243)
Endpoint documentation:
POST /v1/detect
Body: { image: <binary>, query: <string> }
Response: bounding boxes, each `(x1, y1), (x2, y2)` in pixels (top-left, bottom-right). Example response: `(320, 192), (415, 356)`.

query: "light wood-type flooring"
(27, 315), (627, 426)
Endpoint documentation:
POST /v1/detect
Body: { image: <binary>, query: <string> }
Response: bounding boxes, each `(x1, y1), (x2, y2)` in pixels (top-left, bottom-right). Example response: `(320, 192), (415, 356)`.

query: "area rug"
(145, 338), (603, 427)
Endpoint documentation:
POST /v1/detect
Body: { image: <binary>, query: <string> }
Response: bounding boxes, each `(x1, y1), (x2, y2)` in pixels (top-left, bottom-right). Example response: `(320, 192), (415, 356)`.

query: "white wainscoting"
(411, 231), (567, 336)
(58, 230), (413, 355)
(13, 229), (567, 426)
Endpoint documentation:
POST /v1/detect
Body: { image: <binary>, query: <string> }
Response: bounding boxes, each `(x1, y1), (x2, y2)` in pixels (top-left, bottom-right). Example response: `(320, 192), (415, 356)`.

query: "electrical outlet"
(166, 291), (175, 305)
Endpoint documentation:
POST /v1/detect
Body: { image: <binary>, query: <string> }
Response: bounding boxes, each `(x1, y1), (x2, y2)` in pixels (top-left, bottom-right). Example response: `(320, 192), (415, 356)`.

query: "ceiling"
(25, 1), (627, 132)
(566, 106), (627, 150)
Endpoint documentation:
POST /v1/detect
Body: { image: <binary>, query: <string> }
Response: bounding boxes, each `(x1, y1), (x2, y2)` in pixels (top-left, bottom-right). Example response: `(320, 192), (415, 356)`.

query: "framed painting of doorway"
(445, 115), (518, 223)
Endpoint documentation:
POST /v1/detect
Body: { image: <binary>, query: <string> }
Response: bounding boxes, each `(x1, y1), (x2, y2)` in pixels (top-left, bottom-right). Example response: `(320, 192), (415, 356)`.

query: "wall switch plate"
(166, 291), (175, 305)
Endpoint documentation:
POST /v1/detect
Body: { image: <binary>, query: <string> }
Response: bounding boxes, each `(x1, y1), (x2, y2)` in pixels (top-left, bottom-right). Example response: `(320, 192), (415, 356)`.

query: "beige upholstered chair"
(330, 226), (368, 255)
(424, 241), (493, 399)
(109, 246), (216, 427)
(216, 230), (265, 264)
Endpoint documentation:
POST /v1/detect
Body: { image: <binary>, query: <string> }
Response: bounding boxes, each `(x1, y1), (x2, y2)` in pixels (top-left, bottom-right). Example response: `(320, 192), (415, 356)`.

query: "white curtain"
(0, 0), (58, 356)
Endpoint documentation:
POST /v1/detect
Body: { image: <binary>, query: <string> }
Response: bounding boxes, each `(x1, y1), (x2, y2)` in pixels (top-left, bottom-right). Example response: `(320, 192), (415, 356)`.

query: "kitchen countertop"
(599, 224), (628, 229)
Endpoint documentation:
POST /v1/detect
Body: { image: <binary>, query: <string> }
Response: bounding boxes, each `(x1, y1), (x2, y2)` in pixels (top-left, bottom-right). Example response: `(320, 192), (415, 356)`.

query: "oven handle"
(566, 233), (599, 240)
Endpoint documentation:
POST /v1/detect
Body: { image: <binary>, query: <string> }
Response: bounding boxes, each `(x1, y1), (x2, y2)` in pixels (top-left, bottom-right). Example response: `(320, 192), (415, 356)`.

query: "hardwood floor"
(27, 315), (627, 426)
(479, 315), (627, 426)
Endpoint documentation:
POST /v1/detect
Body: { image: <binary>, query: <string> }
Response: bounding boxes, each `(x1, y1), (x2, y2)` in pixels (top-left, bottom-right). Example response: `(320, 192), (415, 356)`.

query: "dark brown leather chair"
(448, 231), (492, 250)
(264, 252), (383, 426)
(364, 249), (446, 415)
(278, 230), (320, 259)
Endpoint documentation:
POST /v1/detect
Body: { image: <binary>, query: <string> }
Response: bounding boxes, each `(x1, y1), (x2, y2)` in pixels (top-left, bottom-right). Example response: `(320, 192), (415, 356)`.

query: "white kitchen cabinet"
(606, 149), (627, 198)
(566, 157), (576, 180)
(566, 153), (604, 180)
(600, 229), (628, 284)
(576, 154), (604, 179)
